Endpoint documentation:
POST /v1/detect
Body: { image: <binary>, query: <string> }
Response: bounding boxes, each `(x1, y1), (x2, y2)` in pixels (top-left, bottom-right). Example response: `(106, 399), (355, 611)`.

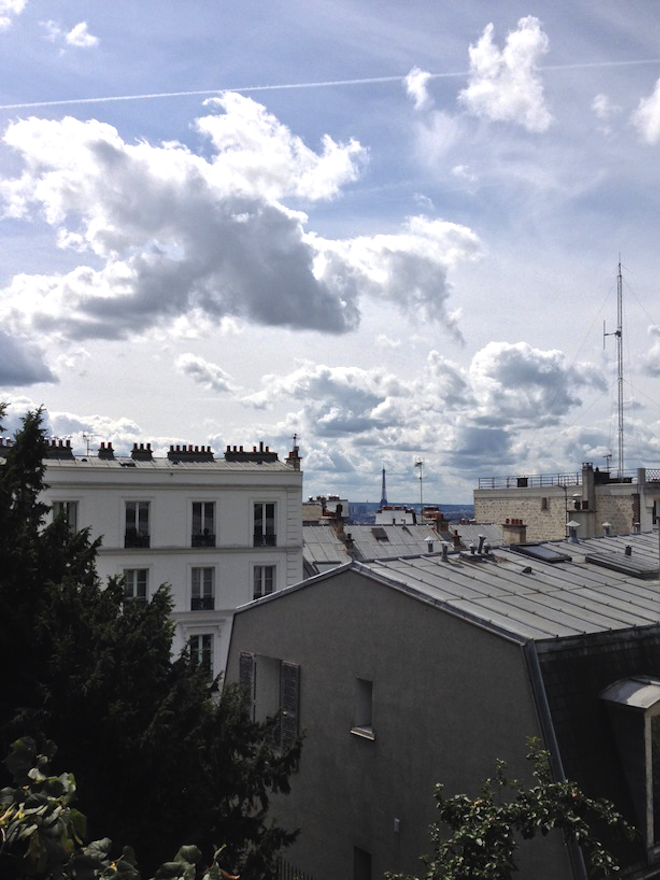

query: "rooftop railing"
(477, 472), (582, 490)
(477, 468), (644, 490)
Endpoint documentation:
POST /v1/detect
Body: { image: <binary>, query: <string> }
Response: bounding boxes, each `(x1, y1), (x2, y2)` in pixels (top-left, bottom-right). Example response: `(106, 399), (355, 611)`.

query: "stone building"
(474, 462), (660, 541)
(1, 436), (304, 677)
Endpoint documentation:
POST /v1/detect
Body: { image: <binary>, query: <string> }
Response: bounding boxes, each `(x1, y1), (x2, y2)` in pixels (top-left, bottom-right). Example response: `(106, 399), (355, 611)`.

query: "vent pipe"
(441, 542), (449, 562)
(602, 522), (611, 537)
(567, 520), (581, 544)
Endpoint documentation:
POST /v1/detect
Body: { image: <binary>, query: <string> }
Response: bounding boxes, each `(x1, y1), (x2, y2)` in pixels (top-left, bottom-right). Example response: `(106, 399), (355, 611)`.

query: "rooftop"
(269, 530), (660, 644)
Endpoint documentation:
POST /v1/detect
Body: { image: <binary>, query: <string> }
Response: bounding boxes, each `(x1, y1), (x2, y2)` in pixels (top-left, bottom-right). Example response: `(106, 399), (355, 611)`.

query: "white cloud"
(66, 21), (99, 48)
(242, 343), (605, 477)
(405, 67), (433, 111)
(313, 215), (481, 341)
(375, 334), (401, 350)
(632, 76), (660, 145)
(469, 341), (606, 427)
(641, 325), (660, 375)
(458, 16), (552, 133)
(42, 19), (99, 48)
(175, 353), (237, 393)
(197, 93), (366, 201)
(0, 100), (478, 364)
(0, 0), (25, 31)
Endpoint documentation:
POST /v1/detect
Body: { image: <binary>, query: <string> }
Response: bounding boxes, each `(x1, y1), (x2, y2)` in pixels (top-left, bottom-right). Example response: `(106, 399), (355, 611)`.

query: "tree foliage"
(388, 741), (635, 880)
(0, 737), (238, 880)
(0, 407), (301, 878)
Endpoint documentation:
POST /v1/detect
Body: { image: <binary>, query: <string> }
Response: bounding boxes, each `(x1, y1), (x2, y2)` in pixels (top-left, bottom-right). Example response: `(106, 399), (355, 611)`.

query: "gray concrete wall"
(226, 570), (572, 880)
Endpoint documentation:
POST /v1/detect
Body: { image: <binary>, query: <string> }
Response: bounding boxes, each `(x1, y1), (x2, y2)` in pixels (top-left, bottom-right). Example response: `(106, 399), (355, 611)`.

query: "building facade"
(227, 533), (660, 880)
(474, 462), (660, 541)
(34, 438), (303, 677)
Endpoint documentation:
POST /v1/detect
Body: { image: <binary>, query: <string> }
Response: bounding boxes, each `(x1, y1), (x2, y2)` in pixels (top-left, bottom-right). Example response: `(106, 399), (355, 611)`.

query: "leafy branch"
(388, 740), (635, 880)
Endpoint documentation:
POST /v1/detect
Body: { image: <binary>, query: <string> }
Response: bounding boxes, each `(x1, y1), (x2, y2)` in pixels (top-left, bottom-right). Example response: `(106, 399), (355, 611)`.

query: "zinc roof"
(354, 533), (660, 643)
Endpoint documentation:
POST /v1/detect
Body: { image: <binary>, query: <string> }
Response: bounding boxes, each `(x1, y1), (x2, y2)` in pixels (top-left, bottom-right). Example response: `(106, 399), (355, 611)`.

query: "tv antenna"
(603, 260), (624, 479)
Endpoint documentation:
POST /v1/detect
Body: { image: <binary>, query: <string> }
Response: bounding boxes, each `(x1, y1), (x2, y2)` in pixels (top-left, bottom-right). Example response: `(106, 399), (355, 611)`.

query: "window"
(192, 502), (215, 547)
(52, 500), (78, 531)
(353, 847), (372, 880)
(191, 567), (215, 610)
(351, 678), (374, 740)
(253, 565), (275, 600)
(541, 496), (548, 510)
(123, 568), (148, 603)
(125, 501), (150, 548)
(253, 502), (276, 547)
(602, 676), (660, 857)
(240, 652), (300, 749)
(190, 634), (213, 678)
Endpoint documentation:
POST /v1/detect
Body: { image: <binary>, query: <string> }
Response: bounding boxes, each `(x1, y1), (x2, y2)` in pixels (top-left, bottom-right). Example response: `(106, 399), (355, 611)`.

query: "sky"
(1, 1), (660, 503)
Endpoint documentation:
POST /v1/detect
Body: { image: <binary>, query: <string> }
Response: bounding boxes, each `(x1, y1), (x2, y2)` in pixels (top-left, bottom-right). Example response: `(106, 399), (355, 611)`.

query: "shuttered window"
(239, 651), (299, 750)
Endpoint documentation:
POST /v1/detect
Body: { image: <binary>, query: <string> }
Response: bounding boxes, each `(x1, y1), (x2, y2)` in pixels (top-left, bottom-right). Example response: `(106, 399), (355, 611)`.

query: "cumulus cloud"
(65, 21), (98, 47)
(458, 16), (552, 132)
(0, 0), (25, 30)
(405, 67), (433, 111)
(42, 19), (99, 48)
(0, 331), (56, 386)
(641, 325), (660, 376)
(0, 97), (477, 361)
(632, 76), (660, 144)
(243, 343), (604, 463)
(469, 341), (606, 426)
(175, 353), (237, 393)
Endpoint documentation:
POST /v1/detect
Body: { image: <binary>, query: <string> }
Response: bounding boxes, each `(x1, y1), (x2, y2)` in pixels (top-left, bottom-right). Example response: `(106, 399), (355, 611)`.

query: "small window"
(52, 500), (78, 531)
(192, 502), (215, 547)
(254, 502), (276, 547)
(354, 847), (372, 880)
(352, 678), (374, 740)
(123, 568), (148, 603)
(190, 633), (213, 678)
(253, 565), (275, 600)
(125, 501), (150, 548)
(541, 497), (548, 511)
(191, 567), (215, 610)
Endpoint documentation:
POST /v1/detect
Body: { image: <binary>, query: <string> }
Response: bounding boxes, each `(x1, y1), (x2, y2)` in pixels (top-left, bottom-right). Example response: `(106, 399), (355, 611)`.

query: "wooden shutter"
(280, 661), (300, 750)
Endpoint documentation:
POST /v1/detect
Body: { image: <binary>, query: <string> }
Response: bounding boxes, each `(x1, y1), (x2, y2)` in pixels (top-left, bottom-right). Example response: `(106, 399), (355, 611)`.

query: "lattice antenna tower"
(603, 260), (624, 478)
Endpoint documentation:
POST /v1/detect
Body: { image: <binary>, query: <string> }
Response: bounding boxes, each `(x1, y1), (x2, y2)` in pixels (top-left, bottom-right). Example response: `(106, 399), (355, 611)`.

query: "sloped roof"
(302, 524), (352, 573)
(345, 523), (446, 561)
(284, 531), (660, 644)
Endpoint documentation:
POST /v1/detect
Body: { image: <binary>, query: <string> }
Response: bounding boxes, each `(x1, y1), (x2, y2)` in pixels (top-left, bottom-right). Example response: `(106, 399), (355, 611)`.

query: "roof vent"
(567, 520), (581, 544)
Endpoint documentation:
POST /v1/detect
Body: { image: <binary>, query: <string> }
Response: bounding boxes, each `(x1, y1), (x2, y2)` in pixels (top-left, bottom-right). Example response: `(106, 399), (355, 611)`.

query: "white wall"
(42, 457), (303, 677)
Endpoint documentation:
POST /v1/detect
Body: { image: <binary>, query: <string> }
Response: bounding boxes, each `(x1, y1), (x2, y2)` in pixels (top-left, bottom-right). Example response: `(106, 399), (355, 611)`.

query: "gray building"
(227, 532), (660, 880)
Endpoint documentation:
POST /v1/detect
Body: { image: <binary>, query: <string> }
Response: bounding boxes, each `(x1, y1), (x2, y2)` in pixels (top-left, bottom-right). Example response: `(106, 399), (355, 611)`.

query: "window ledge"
(350, 726), (375, 741)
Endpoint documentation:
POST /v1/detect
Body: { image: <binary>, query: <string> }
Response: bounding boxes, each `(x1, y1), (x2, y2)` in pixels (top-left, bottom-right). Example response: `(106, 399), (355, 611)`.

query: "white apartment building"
(31, 438), (303, 678)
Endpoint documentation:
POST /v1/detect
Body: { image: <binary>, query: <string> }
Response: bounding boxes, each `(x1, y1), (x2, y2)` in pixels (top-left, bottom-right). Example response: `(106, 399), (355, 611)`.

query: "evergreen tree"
(0, 407), (300, 878)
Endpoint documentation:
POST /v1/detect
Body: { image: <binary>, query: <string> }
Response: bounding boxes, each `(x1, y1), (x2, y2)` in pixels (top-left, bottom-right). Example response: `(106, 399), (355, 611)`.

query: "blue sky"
(1, 1), (660, 502)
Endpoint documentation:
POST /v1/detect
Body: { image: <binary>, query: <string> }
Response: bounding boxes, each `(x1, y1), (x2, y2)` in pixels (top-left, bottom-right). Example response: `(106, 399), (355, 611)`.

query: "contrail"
(0, 58), (659, 112)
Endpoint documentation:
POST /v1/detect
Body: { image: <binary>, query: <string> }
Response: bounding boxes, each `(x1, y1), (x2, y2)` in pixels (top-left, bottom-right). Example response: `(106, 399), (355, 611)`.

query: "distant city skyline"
(2, 1), (660, 503)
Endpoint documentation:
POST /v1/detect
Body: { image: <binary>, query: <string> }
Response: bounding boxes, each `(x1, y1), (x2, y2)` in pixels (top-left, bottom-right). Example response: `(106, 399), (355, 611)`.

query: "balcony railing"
(253, 534), (277, 547)
(191, 533), (216, 547)
(125, 531), (150, 548)
(191, 596), (215, 611)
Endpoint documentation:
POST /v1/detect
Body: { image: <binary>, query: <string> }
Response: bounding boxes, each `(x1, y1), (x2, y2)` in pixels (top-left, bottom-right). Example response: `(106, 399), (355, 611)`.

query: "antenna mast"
(603, 261), (624, 479)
